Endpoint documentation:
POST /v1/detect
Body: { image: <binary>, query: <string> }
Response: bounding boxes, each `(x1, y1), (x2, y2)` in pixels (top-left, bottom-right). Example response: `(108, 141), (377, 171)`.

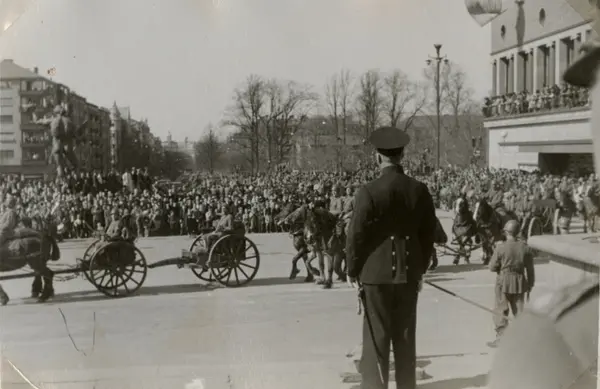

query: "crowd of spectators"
(0, 161), (598, 240)
(22, 133), (50, 145)
(483, 84), (590, 118)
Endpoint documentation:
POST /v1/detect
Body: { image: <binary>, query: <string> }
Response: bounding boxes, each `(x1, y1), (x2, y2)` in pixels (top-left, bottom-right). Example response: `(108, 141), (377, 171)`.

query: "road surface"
(0, 211), (566, 388)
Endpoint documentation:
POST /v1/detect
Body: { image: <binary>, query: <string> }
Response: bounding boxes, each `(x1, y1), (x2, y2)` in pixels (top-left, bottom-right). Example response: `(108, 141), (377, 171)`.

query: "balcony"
(483, 87), (590, 122)
(22, 147), (47, 165)
(22, 135), (49, 147)
(20, 88), (49, 97)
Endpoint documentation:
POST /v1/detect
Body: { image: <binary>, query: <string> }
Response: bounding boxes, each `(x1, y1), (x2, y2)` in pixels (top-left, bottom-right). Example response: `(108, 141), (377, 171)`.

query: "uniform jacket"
(486, 189), (505, 209)
(489, 240), (535, 294)
(214, 214), (234, 233)
(346, 165), (436, 284)
(0, 208), (19, 246)
(342, 195), (354, 220)
(106, 219), (124, 239)
(283, 204), (309, 235)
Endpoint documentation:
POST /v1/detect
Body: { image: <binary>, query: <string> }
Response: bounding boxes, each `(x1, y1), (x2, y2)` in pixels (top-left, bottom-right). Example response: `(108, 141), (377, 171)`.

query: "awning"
(499, 139), (593, 154)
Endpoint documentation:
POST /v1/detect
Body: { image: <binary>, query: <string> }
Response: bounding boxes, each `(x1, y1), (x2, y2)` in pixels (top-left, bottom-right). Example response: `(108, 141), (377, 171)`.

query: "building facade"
(484, 0), (596, 175)
(0, 59), (158, 176)
(0, 59), (114, 176)
(0, 85), (22, 168)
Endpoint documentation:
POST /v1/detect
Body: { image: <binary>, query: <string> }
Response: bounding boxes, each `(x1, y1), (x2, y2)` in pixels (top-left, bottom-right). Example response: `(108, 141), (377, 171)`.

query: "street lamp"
(426, 43), (449, 170)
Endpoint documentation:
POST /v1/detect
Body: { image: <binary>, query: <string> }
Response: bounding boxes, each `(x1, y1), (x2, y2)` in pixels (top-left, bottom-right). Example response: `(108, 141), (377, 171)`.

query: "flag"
(465, 0), (511, 27)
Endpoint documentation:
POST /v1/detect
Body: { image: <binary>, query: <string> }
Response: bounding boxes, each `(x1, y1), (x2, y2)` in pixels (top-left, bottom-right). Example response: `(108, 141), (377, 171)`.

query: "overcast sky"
(0, 0), (491, 141)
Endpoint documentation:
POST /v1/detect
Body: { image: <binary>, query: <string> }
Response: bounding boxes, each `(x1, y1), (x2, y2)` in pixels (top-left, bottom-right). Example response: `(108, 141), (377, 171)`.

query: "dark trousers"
(493, 280), (525, 336)
(361, 283), (418, 389)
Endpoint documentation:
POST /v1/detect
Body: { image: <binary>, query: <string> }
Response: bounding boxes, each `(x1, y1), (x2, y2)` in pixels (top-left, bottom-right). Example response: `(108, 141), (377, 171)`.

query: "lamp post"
(426, 44), (449, 170)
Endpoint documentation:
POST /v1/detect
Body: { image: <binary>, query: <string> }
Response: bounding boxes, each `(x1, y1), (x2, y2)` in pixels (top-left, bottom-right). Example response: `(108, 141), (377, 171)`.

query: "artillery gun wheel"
(189, 235), (214, 282)
(527, 217), (544, 240)
(81, 239), (102, 284)
(209, 235), (260, 287)
(88, 241), (148, 297)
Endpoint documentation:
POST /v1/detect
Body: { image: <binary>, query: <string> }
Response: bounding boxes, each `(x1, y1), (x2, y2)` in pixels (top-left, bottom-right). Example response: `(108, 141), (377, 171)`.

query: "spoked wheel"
(83, 239), (102, 262)
(81, 239), (102, 284)
(88, 241), (148, 297)
(209, 235), (260, 287)
(527, 217), (544, 240)
(540, 208), (555, 233)
(188, 235), (214, 282)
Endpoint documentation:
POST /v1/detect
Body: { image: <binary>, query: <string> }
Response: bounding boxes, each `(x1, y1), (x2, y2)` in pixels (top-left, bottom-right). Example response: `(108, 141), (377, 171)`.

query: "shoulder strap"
(531, 278), (599, 321)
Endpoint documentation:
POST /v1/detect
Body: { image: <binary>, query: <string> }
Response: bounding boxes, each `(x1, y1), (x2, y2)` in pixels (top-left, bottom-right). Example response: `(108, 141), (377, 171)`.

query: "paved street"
(0, 212), (566, 389)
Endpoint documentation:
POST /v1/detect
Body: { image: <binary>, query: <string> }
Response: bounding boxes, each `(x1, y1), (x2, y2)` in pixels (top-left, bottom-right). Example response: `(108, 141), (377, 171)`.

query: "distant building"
(291, 115), (364, 170)
(0, 86), (22, 167)
(483, 0), (596, 174)
(0, 59), (113, 176)
(161, 133), (196, 170)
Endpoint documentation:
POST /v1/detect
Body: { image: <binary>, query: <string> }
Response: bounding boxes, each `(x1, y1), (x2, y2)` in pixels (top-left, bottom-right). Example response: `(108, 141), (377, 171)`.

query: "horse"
(582, 190), (600, 233)
(556, 191), (577, 234)
(276, 204), (320, 282)
(0, 225), (60, 305)
(450, 197), (479, 265)
(303, 207), (345, 289)
(473, 198), (519, 264)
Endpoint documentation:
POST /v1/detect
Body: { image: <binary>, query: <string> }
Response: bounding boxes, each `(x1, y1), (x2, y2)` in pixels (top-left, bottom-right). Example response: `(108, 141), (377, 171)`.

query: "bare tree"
(195, 124), (223, 173)
(222, 75), (265, 174)
(261, 79), (318, 168)
(422, 63), (483, 166)
(355, 70), (384, 139)
(382, 69), (427, 131)
(325, 69), (355, 170)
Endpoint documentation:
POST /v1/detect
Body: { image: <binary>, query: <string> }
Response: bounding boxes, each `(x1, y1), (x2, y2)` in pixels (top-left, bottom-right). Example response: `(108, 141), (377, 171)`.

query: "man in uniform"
(105, 208), (125, 240)
(486, 220), (535, 348)
(487, 25), (600, 389)
(0, 194), (20, 247)
(329, 185), (347, 281)
(346, 126), (437, 389)
(342, 186), (355, 234)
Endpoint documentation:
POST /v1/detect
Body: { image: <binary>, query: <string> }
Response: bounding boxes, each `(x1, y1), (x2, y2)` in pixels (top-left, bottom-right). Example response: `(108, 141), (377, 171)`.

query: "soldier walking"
(487, 220), (535, 348)
(346, 127), (437, 389)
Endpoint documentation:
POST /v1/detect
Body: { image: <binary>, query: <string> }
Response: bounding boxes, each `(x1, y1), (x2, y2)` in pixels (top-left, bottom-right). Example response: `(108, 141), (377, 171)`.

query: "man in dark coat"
(346, 126), (437, 389)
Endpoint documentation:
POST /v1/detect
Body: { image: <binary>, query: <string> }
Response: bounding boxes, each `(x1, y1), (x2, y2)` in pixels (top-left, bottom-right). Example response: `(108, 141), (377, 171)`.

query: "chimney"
(33, 67), (38, 74)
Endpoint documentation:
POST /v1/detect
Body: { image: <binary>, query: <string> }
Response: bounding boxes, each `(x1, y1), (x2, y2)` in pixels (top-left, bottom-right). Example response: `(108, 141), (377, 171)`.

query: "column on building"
(508, 55), (515, 94)
(574, 33), (582, 54)
(516, 52), (524, 92)
(492, 60), (497, 96)
(550, 42), (557, 87)
(558, 39), (568, 86)
(499, 57), (507, 95)
(526, 49), (534, 92)
(533, 46), (540, 91)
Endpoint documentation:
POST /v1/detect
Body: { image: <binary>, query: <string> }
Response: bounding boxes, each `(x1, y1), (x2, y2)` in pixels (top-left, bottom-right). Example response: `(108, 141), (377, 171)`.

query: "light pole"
(426, 44), (449, 170)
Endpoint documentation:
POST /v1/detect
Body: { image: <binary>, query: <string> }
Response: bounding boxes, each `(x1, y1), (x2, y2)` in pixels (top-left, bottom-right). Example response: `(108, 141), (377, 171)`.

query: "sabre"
(356, 281), (385, 384)
(425, 280), (511, 321)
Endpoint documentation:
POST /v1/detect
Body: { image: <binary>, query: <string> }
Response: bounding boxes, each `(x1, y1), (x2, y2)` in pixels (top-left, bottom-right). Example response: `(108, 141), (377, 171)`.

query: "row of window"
(0, 150), (15, 162)
(0, 80), (50, 92)
(492, 30), (591, 96)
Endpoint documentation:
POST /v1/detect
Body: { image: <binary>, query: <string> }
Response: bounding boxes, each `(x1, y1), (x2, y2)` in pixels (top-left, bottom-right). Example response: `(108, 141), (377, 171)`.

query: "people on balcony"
(483, 84), (590, 118)
(23, 134), (50, 144)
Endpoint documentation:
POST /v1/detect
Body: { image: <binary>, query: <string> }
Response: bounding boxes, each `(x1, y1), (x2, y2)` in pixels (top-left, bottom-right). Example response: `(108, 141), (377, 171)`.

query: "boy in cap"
(346, 126), (436, 389)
